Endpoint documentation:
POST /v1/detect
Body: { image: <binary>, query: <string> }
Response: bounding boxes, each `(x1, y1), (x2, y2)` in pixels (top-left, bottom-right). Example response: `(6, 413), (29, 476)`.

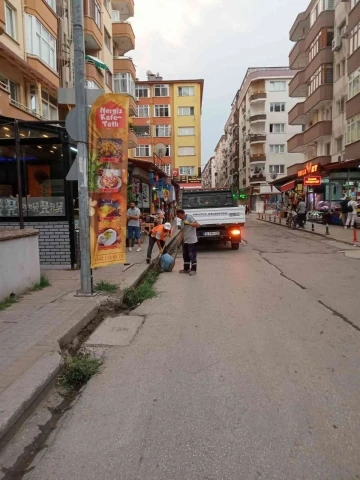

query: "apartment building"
(133, 72), (204, 179)
(213, 68), (304, 207)
(201, 156), (215, 188)
(0, 0), (136, 130)
(288, 0), (360, 165)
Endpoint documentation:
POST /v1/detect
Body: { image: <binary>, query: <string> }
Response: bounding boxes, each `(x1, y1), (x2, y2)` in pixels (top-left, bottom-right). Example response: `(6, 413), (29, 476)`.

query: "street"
(24, 217), (360, 480)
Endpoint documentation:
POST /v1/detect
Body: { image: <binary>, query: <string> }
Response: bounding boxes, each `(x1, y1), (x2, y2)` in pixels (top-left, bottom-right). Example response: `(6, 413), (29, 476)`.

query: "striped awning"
(85, 55), (110, 72)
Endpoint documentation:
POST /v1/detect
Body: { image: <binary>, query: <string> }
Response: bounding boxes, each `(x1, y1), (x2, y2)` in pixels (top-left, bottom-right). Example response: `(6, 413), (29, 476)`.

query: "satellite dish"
(146, 70), (153, 76)
(270, 172), (278, 180)
(154, 143), (166, 158)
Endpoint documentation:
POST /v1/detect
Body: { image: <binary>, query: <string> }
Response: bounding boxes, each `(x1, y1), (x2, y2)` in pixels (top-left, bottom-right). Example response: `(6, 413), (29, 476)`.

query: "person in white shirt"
(345, 199), (358, 229)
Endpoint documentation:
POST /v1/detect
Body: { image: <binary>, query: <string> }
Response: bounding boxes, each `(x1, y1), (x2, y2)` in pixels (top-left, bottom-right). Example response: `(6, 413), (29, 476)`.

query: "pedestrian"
(345, 198), (358, 229)
(297, 197), (306, 228)
(340, 195), (349, 226)
(146, 222), (172, 264)
(176, 209), (200, 276)
(127, 201), (142, 252)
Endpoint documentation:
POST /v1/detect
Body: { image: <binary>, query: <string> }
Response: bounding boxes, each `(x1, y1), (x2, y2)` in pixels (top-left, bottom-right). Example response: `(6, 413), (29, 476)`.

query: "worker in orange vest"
(146, 222), (172, 264)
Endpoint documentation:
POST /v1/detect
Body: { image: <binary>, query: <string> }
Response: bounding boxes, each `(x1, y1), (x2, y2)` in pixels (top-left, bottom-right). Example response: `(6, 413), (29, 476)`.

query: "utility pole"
(72, 0), (92, 295)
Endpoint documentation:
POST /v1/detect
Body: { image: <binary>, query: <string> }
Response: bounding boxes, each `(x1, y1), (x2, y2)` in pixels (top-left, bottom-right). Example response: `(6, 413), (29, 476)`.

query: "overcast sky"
(131, 0), (309, 166)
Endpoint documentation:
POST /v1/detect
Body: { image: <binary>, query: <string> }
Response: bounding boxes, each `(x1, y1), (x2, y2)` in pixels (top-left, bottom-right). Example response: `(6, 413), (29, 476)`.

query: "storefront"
(0, 115), (77, 267)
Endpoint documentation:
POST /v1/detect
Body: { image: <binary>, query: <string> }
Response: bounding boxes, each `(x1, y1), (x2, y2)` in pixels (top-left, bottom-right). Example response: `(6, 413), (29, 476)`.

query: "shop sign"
(177, 175), (188, 183)
(304, 176), (321, 186)
(88, 94), (129, 268)
(188, 176), (202, 184)
(298, 162), (319, 178)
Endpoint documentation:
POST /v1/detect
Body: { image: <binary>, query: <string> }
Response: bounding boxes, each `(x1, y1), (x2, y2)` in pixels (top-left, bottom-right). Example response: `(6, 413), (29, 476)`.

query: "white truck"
(179, 188), (245, 250)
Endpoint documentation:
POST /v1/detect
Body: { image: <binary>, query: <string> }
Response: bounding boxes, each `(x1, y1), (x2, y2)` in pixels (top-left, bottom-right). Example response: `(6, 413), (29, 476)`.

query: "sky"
(131, 0), (309, 167)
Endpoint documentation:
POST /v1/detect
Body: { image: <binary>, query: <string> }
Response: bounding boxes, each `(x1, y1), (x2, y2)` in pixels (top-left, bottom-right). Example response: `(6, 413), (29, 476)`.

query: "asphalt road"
(25, 218), (360, 480)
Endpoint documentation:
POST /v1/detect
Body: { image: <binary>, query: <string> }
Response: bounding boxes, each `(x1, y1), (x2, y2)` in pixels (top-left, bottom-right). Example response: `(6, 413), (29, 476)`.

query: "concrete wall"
(0, 231), (40, 299)
(0, 221), (71, 266)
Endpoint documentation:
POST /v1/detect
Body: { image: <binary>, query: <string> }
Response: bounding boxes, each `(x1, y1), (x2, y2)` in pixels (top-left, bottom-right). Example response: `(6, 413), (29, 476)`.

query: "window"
(153, 84), (169, 97)
(269, 81), (286, 91)
(178, 106), (194, 116)
(105, 71), (112, 89)
(336, 136), (343, 153)
(347, 114), (360, 144)
(104, 28), (111, 52)
(154, 125), (171, 137)
(336, 96), (345, 115)
(154, 104), (170, 117)
(44, 0), (55, 10)
(270, 102), (285, 112)
(309, 32), (321, 62)
(112, 10), (120, 21)
(0, 74), (9, 91)
(136, 105), (150, 117)
(270, 144), (285, 154)
(350, 23), (360, 56)
(161, 164), (172, 176)
(26, 16), (56, 70)
(41, 90), (58, 120)
(135, 85), (149, 98)
(270, 123), (285, 133)
(309, 65), (333, 95)
(269, 165), (285, 174)
(179, 166), (195, 175)
(94, 0), (101, 27)
(164, 145), (171, 157)
(9, 81), (19, 103)
(135, 145), (151, 157)
(351, 0), (360, 9)
(114, 73), (135, 98)
(311, 0), (334, 26)
(85, 79), (100, 89)
(178, 147), (195, 156)
(178, 86), (194, 96)
(5, 3), (16, 39)
(103, 0), (110, 12)
(348, 67), (360, 100)
(135, 126), (150, 137)
(178, 127), (195, 136)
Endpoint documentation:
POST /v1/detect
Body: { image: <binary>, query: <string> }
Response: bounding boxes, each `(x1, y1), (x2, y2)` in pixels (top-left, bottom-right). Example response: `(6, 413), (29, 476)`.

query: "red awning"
(280, 181), (295, 192)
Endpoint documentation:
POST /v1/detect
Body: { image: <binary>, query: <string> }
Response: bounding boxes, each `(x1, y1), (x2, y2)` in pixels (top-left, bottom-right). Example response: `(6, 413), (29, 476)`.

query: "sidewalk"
(257, 214), (359, 246)
(0, 231), (178, 442)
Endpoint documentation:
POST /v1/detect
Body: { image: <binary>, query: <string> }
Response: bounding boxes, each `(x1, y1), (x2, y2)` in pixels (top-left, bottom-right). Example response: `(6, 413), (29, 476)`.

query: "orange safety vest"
(151, 224), (171, 241)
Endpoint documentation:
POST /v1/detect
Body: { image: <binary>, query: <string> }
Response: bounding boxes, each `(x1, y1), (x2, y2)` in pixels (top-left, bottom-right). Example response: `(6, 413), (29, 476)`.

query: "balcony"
(305, 47), (333, 80)
(305, 10), (334, 50)
(348, 0), (360, 32)
(249, 113), (266, 123)
(304, 84), (333, 114)
(303, 120), (332, 146)
(250, 154), (266, 163)
(289, 38), (306, 70)
(290, 11), (309, 42)
(112, 21), (135, 55)
(289, 70), (306, 97)
(346, 90), (360, 120)
(84, 17), (102, 50)
(249, 134), (266, 144)
(250, 92), (266, 103)
(113, 56), (136, 78)
(111, 0), (134, 21)
(287, 132), (304, 153)
(128, 128), (138, 149)
(288, 102), (307, 125)
(249, 174), (266, 183)
(25, 0), (58, 35)
(85, 61), (105, 88)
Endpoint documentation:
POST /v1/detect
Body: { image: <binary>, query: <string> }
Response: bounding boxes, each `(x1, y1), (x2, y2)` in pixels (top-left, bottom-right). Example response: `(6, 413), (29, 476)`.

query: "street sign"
(65, 106), (91, 142)
(66, 157), (78, 181)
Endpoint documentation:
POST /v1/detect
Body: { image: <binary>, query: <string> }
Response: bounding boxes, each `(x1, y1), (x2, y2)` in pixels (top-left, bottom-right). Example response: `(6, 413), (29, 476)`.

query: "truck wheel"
(231, 243), (240, 250)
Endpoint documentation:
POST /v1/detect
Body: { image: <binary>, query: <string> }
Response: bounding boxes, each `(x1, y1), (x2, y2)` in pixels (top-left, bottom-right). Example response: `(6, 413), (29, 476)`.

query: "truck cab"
(180, 188), (245, 250)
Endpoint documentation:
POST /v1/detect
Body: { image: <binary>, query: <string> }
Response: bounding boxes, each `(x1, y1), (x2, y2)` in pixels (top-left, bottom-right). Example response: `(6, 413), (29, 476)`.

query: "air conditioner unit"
(332, 37), (342, 51)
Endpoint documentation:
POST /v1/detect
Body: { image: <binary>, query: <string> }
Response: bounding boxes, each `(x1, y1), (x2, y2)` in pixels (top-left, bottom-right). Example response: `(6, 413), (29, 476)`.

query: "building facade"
(133, 72), (204, 180)
(213, 68), (304, 207)
(0, 0), (137, 130)
(288, 0), (360, 165)
(201, 156), (214, 188)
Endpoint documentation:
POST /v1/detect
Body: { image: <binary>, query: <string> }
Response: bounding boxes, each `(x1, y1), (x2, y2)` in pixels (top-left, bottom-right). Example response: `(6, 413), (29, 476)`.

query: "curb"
(256, 216), (359, 247)
(0, 230), (181, 443)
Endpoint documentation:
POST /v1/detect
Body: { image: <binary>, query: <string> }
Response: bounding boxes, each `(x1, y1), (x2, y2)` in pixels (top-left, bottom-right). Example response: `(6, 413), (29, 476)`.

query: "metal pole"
(14, 120), (24, 229)
(73, 0), (92, 295)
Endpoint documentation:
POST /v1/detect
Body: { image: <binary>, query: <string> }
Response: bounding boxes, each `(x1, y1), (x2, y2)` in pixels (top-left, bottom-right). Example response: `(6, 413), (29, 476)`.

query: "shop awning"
(260, 185), (280, 195)
(280, 181), (295, 192)
(85, 55), (110, 71)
